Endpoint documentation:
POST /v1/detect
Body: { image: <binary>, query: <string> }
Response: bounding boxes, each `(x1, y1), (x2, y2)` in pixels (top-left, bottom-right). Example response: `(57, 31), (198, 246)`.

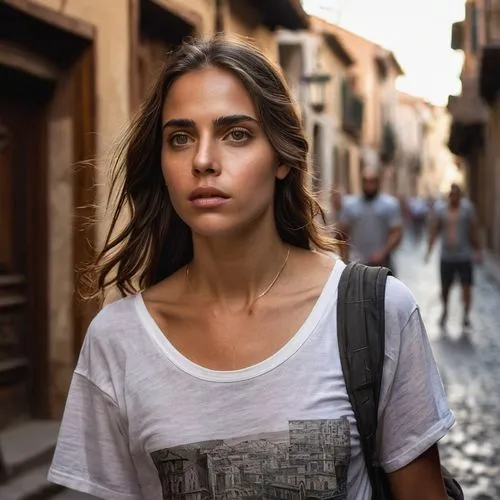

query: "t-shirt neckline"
(134, 258), (344, 383)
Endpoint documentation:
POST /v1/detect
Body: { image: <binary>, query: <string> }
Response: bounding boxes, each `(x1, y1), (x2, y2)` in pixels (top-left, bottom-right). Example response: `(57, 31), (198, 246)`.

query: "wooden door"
(0, 80), (48, 428)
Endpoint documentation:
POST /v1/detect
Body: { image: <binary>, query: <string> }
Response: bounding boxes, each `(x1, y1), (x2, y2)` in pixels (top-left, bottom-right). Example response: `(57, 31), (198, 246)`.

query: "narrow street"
(395, 236), (500, 499)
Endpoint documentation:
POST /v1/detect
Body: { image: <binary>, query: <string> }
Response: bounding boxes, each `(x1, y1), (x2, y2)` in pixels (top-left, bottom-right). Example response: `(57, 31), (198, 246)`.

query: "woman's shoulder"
(383, 276), (425, 367)
(384, 275), (418, 329)
(74, 295), (142, 390)
(85, 294), (142, 346)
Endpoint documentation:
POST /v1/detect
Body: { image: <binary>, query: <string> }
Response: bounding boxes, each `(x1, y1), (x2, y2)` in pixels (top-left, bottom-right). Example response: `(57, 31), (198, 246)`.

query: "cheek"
(161, 170), (189, 217)
(161, 155), (189, 190)
(241, 163), (273, 187)
(229, 147), (277, 190)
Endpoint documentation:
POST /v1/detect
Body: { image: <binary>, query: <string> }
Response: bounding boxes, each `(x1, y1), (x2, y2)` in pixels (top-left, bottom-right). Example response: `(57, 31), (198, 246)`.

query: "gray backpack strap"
(338, 263), (464, 500)
(337, 262), (391, 499)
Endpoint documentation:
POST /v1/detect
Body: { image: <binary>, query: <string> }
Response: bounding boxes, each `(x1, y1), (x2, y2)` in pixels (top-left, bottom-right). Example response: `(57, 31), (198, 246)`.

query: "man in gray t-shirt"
(338, 167), (403, 272)
(426, 183), (482, 328)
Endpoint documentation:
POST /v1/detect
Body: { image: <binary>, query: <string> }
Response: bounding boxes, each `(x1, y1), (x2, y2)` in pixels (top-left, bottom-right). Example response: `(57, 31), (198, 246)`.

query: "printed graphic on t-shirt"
(151, 418), (351, 500)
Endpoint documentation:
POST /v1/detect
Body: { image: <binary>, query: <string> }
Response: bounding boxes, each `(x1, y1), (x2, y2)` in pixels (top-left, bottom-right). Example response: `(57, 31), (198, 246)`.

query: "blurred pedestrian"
(48, 36), (454, 500)
(338, 165), (403, 272)
(408, 195), (430, 242)
(426, 183), (483, 328)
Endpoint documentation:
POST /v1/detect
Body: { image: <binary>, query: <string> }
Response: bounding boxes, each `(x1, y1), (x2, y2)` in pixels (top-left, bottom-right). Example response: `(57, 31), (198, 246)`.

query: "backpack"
(337, 262), (463, 499)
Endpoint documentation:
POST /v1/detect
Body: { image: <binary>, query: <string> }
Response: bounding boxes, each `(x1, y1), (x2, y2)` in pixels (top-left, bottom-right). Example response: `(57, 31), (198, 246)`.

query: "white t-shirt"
(48, 260), (454, 500)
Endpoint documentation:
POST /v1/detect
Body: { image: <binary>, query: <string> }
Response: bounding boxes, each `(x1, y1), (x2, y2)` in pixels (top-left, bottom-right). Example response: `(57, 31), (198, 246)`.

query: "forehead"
(162, 66), (257, 121)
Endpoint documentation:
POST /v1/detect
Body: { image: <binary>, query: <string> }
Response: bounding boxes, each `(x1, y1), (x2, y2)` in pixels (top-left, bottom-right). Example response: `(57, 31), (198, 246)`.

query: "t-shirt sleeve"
(376, 278), (455, 473)
(48, 364), (141, 499)
(338, 200), (353, 225)
(387, 198), (403, 229)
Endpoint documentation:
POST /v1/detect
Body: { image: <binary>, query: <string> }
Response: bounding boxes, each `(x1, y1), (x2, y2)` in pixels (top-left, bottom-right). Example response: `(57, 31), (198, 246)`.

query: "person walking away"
(426, 183), (482, 328)
(338, 165), (403, 272)
(409, 196), (429, 243)
(48, 37), (454, 500)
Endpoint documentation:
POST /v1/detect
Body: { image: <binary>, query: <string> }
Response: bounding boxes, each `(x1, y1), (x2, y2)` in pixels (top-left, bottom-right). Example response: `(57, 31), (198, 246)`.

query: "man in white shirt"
(338, 166), (403, 272)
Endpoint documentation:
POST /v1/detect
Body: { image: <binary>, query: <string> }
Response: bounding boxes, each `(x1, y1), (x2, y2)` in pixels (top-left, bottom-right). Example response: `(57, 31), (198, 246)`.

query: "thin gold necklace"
(185, 246), (291, 314)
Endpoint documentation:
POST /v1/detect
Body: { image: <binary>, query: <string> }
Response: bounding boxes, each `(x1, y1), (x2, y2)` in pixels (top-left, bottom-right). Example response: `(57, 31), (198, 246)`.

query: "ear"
(275, 163), (291, 180)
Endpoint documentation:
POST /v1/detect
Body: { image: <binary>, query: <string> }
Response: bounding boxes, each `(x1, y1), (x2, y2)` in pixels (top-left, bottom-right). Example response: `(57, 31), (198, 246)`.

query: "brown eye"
(171, 133), (191, 146)
(228, 129), (250, 142)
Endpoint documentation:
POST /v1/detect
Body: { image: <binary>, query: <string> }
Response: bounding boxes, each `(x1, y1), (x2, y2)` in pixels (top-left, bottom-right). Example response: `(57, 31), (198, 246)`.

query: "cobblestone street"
(395, 236), (500, 499)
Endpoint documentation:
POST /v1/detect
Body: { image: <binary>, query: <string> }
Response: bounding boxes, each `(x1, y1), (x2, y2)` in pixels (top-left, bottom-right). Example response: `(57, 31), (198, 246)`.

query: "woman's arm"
(387, 444), (448, 500)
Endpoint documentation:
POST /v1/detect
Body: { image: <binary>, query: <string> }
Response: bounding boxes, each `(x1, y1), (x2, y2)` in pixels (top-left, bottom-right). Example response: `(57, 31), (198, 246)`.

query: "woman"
(49, 36), (454, 499)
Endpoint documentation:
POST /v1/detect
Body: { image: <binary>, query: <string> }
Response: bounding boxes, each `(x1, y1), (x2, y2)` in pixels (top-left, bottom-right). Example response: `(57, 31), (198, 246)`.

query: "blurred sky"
(303, 0), (466, 105)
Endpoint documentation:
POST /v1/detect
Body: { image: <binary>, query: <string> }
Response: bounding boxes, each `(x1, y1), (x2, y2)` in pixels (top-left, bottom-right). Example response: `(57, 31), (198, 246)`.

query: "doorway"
(0, 0), (96, 426)
(0, 67), (52, 427)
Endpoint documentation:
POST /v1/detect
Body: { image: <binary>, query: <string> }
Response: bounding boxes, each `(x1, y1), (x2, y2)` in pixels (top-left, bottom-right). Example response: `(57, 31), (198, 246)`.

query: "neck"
(187, 222), (291, 310)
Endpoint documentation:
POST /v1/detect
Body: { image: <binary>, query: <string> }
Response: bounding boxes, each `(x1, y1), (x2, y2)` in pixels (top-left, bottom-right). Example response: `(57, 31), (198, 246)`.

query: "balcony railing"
(449, 76), (488, 124)
(341, 79), (364, 138)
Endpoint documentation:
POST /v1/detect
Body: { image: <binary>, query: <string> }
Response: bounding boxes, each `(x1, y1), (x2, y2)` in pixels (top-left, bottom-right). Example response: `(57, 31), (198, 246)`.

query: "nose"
(192, 136), (220, 177)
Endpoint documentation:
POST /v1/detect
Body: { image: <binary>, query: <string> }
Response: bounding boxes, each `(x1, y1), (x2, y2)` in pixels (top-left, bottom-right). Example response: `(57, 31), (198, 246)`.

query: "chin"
(179, 204), (273, 239)
(186, 216), (245, 238)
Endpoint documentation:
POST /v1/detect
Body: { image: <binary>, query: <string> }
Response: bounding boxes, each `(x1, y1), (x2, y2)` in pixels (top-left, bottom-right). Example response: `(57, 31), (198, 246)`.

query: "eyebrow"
(214, 114), (258, 127)
(162, 114), (258, 130)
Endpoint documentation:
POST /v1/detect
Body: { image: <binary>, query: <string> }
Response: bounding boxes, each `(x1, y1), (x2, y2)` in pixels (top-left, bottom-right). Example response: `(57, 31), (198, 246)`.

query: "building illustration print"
(151, 418), (351, 499)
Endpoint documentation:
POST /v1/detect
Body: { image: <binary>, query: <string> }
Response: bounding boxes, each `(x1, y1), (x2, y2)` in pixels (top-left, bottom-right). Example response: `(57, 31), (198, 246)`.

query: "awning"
(251, 0), (309, 30)
(448, 121), (484, 158)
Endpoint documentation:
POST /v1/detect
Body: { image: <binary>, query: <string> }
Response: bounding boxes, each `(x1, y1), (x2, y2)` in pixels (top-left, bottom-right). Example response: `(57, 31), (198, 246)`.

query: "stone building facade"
(449, 0), (500, 260)
(310, 16), (362, 200)
(394, 92), (431, 199)
(395, 95), (463, 200)
(320, 23), (403, 195)
(277, 17), (358, 208)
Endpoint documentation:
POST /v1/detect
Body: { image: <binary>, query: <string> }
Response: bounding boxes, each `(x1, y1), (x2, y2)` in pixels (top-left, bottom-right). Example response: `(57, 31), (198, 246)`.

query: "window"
(470, 3), (479, 52)
(344, 149), (351, 193)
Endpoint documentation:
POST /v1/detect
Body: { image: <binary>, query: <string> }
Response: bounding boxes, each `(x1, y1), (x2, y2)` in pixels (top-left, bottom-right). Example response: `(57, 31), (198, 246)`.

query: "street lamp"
(302, 73), (331, 113)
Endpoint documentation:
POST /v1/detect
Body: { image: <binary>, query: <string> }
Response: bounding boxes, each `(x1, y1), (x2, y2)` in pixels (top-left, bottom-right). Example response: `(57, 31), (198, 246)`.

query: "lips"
(188, 187), (231, 208)
(188, 187), (230, 201)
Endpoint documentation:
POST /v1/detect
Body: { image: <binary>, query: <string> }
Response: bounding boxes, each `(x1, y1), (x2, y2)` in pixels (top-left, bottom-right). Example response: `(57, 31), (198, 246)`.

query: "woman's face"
(161, 66), (289, 238)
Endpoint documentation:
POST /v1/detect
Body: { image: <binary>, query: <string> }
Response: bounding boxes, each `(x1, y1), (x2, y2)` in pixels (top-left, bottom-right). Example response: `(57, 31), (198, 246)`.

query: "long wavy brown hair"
(84, 35), (338, 300)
